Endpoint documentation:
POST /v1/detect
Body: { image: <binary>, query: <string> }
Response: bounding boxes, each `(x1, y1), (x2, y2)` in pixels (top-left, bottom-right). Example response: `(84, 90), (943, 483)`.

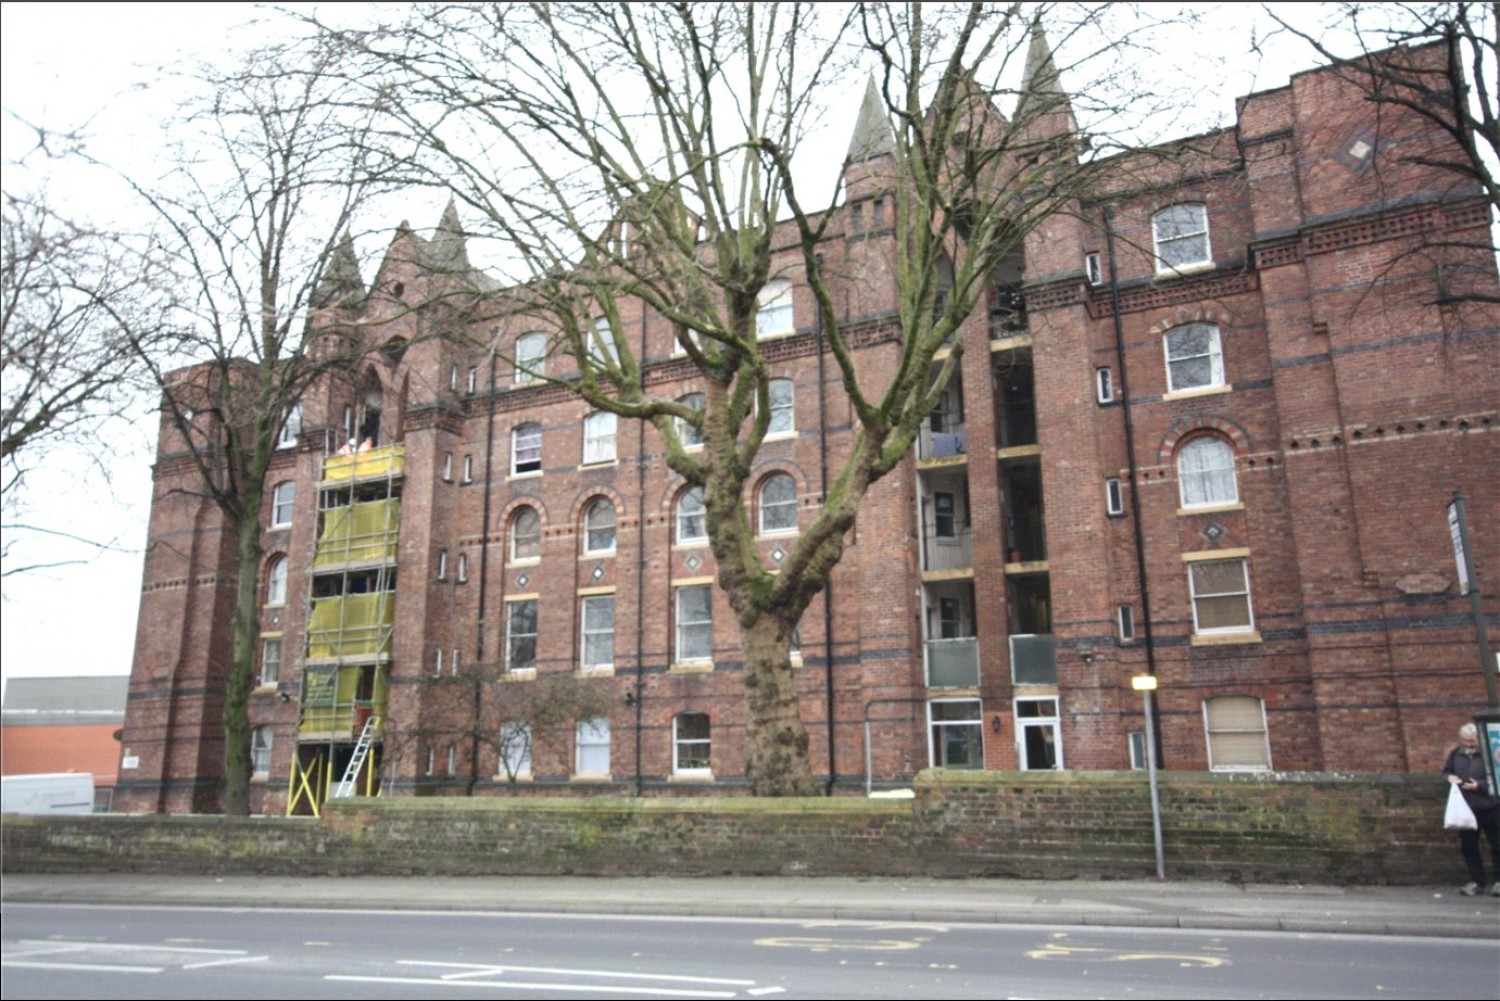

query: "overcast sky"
(0, 3), (1375, 697)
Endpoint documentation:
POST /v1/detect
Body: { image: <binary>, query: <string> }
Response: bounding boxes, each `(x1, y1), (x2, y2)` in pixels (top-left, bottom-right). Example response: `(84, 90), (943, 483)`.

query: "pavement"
(4, 873), (1499, 939)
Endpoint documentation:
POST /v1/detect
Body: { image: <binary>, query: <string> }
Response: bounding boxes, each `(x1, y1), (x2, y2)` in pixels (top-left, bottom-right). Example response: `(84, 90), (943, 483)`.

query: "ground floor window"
(251, 725), (273, 774)
(1203, 695), (1271, 771)
(673, 712), (711, 774)
(1015, 697), (1062, 770)
(576, 717), (611, 775)
(928, 699), (983, 768)
(499, 721), (532, 779)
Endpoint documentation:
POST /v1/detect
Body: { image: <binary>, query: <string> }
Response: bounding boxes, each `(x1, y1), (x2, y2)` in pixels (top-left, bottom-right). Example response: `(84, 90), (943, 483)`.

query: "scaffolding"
(287, 442), (404, 817)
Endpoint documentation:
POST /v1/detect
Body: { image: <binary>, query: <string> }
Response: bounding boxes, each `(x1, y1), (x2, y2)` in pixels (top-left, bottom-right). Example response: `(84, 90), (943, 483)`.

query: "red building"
(117, 41), (1498, 814)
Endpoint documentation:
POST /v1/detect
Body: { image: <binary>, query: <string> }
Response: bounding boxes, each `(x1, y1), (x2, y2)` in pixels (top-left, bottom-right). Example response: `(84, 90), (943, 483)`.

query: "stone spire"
(425, 198), (472, 273)
(1017, 19), (1072, 122)
(846, 76), (896, 163)
(310, 231), (365, 309)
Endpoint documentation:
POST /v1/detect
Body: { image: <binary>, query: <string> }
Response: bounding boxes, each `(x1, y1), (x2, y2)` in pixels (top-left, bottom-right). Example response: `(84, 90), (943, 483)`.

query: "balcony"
(917, 424), (968, 462)
(321, 443), (405, 484)
(926, 636), (980, 687)
(306, 592), (395, 661)
(921, 527), (973, 573)
(313, 499), (401, 567)
(1010, 633), (1056, 685)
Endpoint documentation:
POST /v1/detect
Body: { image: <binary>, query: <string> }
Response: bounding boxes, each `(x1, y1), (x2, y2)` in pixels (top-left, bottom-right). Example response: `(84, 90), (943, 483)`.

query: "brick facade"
(116, 42), (1498, 815)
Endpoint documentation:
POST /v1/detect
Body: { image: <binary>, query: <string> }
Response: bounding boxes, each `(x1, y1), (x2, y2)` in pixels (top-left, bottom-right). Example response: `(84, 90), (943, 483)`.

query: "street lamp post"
(1133, 674), (1166, 879)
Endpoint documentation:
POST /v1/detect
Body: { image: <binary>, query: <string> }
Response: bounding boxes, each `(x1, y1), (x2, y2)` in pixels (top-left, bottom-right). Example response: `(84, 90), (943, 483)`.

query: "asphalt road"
(4, 903), (1497, 1000)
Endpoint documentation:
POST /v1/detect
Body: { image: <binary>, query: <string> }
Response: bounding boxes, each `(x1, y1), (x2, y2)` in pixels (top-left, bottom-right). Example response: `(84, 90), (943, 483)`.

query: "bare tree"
(327, 2), (1169, 795)
(115, 39), (399, 815)
(1265, 2), (1499, 303)
(0, 190), (174, 573)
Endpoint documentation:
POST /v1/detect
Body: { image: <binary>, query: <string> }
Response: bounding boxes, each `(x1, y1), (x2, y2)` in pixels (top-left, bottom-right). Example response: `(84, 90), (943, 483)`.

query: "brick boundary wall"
(1, 772), (1458, 884)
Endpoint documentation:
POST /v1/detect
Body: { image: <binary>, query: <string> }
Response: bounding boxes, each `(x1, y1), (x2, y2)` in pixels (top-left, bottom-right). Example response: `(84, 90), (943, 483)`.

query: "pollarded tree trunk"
(740, 613), (819, 797)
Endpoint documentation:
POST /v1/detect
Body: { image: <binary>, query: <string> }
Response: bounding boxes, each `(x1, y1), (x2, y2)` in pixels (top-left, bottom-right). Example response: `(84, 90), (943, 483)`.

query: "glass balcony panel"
(1010, 633), (1057, 685)
(926, 637), (980, 687)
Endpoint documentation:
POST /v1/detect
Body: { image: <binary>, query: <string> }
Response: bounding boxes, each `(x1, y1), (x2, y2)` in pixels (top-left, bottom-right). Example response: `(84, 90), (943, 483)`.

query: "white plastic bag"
(1445, 783), (1478, 830)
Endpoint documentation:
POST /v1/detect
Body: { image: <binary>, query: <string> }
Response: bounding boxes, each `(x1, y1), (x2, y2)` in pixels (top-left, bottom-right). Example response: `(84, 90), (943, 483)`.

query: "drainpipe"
(1103, 209), (1163, 767)
(634, 298), (648, 795)
(466, 337), (501, 796)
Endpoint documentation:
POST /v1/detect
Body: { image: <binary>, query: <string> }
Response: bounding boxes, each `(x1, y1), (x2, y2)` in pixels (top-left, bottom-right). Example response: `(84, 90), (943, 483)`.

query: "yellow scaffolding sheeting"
(321, 443), (405, 483)
(307, 593), (395, 659)
(298, 664), (389, 735)
(314, 499), (401, 566)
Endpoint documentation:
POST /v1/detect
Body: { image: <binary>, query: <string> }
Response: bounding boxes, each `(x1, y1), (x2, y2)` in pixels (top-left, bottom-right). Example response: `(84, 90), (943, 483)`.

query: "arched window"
(1178, 436), (1237, 507)
(515, 332), (546, 383)
(509, 506), (541, 562)
(266, 555), (289, 606)
(756, 279), (794, 338)
(676, 486), (706, 544)
(512, 423), (542, 474)
(583, 411), (617, 464)
(583, 498), (617, 554)
(758, 473), (797, 535)
(676, 393), (705, 448)
(1163, 323), (1224, 393)
(1203, 695), (1270, 771)
(1152, 203), (1210, 272)
(673, 712), (711, 774)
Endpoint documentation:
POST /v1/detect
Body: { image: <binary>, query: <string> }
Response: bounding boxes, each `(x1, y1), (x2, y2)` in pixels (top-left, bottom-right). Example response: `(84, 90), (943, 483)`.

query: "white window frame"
(1188, 557), (1255, 635)
(266, 556), (288, 606)
(448, 365), (459, 391)
(580, 593), (615, 670)
(590, 316), (620, 368)
(582, 498), (617, 554)
(446, 744), (458, 776)
(505, 598), (538, 672)
(271, 481), (295, 528)
(756, 278), (794, 339)
(1105, 477), (1125, 517)
(433, 647), (444, 676)
(436, 549), (449, 581)
(1163, 323), (1225, 394)
(1095, 366), (1114, 404)
(758, 473), (798, 535)
(1203, 695), (1272, 772)
(462, 454), (474, 484)
(676, 487), (706, 545)
(1152, 203), (1211, 273)
(510, 507), (542, 562)
(675, 584), (713, 664)
(676, 393), (704, 448)
(259, 636), (282, 686)
(583, 411), (617, 465)
(450, 647), (461, 676)
(456, 552), (469, 583)
(672, 712), (712, 775)
(251, 725), (273, 774)
(766, 378), (795, 437)
(515, 332), (546, 383)
(1015, 696), (1063, 771)
(1177, 436), (1238, 508)
(466, 366), (478, 394)
(512, 423), (542, 475)
(575, 717), (611, 776)
(277, 404), (301, 449)
(499, 721), (533, 778)
(927, 698), (984, 769)
(442, 451), (454, 482)
(1117, 603), (1136, 643)
(1085, 251), (1103, 285)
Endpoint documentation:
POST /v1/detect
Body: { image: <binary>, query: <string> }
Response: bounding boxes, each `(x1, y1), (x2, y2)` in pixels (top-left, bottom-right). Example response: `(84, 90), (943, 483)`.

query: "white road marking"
(399, 960), (755, 986)
(328, 974), (738, 997)
(1, 959), (165, 974)
(182, 954), (270, 970)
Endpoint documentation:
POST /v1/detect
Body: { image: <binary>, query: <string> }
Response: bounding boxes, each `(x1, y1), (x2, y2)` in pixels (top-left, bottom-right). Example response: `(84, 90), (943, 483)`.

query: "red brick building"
(117, 42), (1498, 815)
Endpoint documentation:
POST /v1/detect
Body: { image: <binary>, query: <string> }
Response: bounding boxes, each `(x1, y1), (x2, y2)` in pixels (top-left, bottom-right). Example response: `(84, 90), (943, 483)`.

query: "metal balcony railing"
(925, 636), (980, 687)
(921, 527), (973, 572)
(917, 423), (968, 461)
